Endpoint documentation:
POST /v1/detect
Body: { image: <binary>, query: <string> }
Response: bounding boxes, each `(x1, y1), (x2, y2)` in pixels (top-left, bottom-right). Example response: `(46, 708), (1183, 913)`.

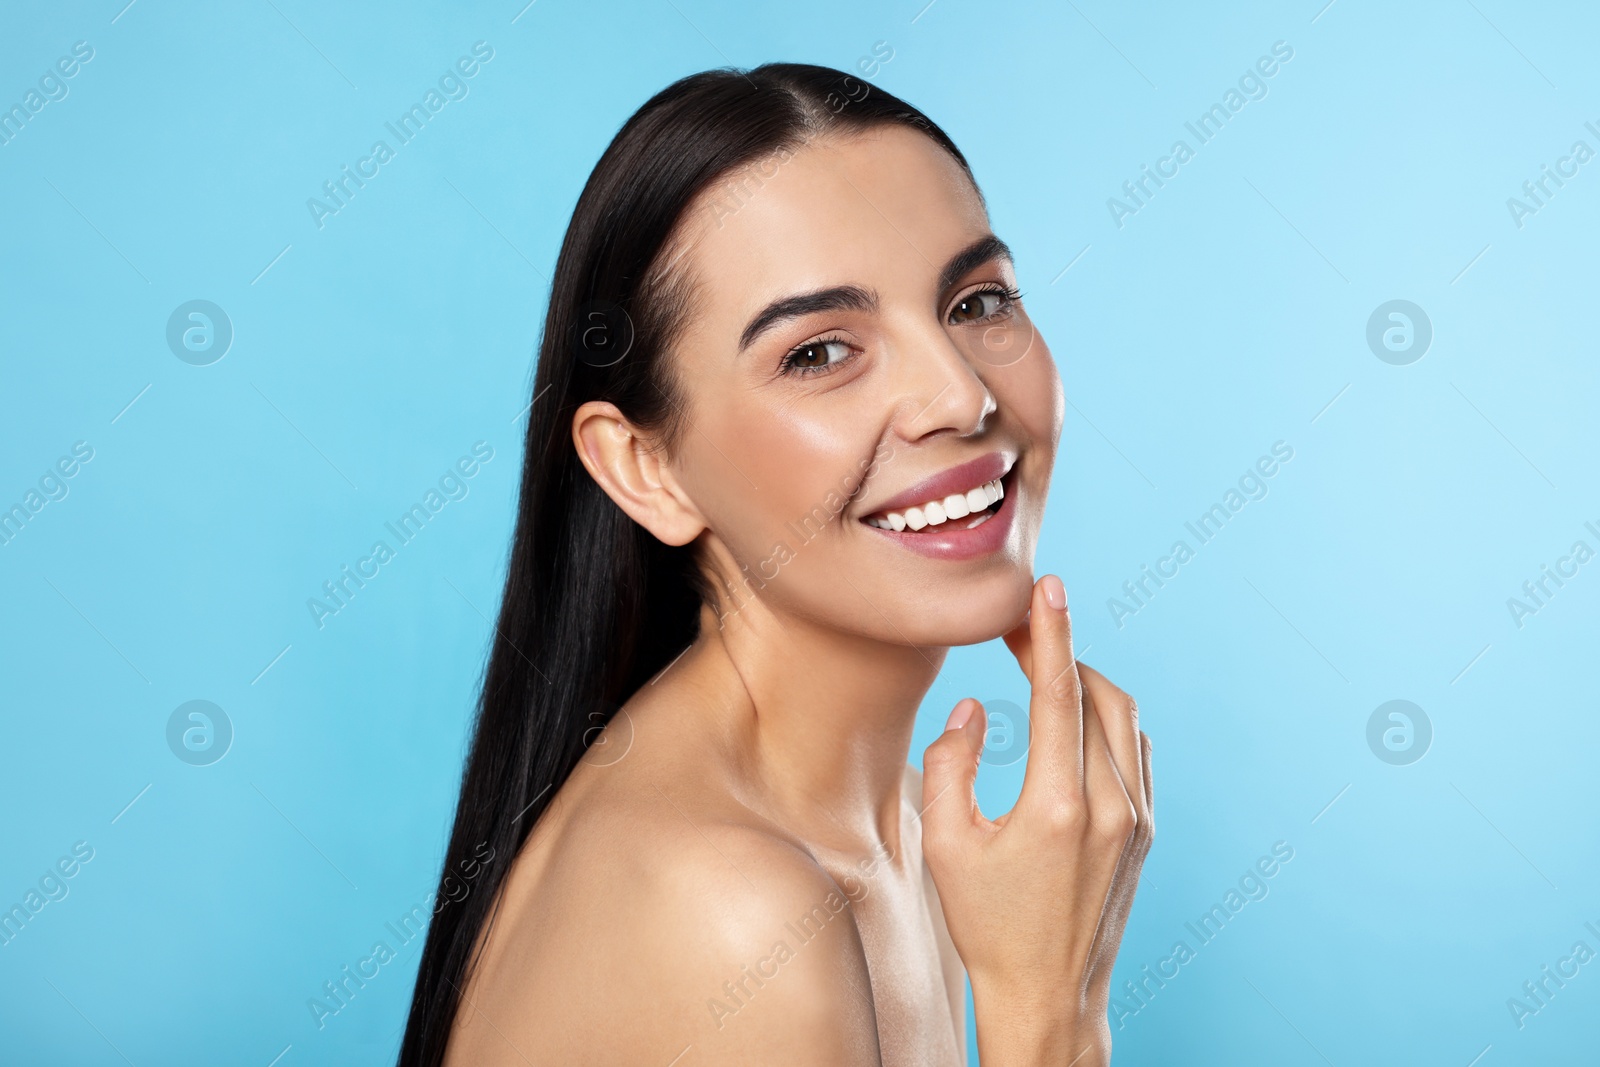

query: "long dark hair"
(398, 62), (974, 1064)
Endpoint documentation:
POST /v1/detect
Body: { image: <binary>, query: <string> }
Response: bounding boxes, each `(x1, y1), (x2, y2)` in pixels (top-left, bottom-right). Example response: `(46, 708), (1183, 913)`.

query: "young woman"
(399, 63), (1153, 1067)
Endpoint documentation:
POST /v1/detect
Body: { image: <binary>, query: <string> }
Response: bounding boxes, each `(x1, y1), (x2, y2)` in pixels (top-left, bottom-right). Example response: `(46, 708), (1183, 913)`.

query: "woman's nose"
(887, 328), (997, 442)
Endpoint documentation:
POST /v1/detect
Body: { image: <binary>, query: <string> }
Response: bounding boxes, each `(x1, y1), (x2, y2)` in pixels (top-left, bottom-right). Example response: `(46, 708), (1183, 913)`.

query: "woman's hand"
(920, 574), (1154, 1067)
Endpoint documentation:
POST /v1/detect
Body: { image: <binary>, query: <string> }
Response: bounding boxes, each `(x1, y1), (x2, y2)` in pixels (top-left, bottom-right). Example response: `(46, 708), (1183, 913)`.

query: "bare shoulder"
(450, 763), (884, 1066)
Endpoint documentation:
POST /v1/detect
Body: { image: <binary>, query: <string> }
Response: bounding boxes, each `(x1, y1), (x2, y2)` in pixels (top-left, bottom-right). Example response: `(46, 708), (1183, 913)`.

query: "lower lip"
(860, 473), (1017, 561)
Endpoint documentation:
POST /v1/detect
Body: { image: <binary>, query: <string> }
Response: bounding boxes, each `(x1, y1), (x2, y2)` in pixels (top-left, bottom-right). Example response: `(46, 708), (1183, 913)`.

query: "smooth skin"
(444, 125), (1152, 1066)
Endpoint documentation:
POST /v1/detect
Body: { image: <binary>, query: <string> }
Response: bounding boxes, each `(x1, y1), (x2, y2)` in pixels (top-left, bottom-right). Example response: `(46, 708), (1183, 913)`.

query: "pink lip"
(860, 456), (1019, 562)
(860, 451), (1013, 520)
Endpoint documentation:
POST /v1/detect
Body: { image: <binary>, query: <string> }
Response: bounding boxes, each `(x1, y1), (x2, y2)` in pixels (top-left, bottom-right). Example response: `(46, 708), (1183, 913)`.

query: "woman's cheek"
(988, 337), (1061, 446)
(1044, 345), (1065, 447)
(1019, 337), (1064, 448)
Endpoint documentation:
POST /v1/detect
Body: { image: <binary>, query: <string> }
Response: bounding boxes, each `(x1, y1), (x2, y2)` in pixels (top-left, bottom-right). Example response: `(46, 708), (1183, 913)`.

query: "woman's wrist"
(970, 978), (1111, 1066)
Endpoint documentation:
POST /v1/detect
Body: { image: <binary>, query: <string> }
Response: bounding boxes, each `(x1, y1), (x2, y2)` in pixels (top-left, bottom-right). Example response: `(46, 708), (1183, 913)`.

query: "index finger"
(1014, 574), (1085, 805)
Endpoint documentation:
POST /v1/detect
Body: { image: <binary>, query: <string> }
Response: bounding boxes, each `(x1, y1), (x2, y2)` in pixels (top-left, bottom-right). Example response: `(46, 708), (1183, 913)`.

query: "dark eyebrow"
(938, 233), (1014, 294)
(738, 285), (877, 353)
(735, 234), (1013, 354)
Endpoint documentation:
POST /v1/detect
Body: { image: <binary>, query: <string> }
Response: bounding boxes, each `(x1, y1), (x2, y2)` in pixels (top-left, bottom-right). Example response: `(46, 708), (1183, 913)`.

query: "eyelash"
(951, 284), (1023, 325)
(777, 284), (1025, 378)
(777, 335), (856, 378)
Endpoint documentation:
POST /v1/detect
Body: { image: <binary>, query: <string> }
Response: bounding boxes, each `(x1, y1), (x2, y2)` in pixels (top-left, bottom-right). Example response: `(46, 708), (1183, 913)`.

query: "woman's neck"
(653, 600), (948, 859)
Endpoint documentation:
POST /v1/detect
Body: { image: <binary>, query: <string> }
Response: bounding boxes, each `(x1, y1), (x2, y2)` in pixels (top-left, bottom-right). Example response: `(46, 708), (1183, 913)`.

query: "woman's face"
(658, 124), (1064, 647)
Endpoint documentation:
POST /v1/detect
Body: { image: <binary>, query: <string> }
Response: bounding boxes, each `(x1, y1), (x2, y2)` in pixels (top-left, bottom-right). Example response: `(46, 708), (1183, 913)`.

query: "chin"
(892, 557), (1037, 648)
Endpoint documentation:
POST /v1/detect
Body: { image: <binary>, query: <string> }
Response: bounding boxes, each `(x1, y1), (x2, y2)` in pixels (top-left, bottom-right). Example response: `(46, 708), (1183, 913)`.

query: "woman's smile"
(857, 450), (1022, 561)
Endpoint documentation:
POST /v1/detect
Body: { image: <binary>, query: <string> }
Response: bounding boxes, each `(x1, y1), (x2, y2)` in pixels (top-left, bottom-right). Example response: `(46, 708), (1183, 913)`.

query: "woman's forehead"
(668, 126), (989, 318)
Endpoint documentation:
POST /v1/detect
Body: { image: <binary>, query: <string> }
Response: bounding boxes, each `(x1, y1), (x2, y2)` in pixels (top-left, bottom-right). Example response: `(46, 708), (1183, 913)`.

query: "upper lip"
(860, 450), (1015, 519)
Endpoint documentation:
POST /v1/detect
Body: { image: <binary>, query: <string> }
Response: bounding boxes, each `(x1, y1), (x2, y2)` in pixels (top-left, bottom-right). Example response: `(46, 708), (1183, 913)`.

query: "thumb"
(920, 698), (989, 857)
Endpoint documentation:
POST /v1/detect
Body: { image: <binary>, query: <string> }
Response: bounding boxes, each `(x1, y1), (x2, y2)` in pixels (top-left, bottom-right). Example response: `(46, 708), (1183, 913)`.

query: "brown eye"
(781, 338), (853, 376)
(949, 290), (1005, 324)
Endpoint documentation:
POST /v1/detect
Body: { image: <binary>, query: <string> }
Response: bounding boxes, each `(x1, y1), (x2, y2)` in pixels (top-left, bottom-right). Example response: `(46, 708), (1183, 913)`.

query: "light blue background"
(3, 1), (1597, 1064)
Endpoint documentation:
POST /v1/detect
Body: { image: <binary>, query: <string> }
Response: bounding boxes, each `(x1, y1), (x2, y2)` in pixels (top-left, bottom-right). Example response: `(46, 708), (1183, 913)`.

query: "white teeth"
(865, 477), (1007, 532)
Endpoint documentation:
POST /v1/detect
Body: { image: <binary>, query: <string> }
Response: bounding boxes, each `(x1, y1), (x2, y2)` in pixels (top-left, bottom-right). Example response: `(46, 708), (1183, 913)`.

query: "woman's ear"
(571, 400), (706, 547)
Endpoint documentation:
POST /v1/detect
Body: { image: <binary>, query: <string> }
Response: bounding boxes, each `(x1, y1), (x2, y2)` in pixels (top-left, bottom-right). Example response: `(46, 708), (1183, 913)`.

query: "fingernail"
(1042, 574), (1066, 610)
(945, 698), (975, 732)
